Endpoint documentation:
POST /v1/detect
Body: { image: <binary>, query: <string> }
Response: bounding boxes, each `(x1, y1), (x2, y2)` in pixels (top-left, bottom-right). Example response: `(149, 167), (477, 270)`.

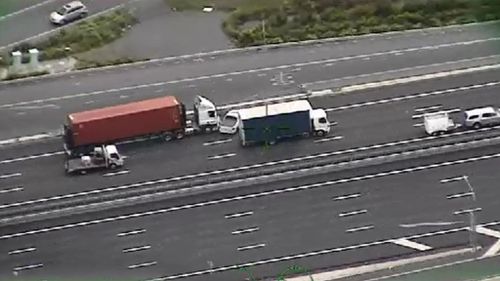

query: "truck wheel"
(176, 132), (184, 139)
(110, 164), (117, 169)
(164, 134), (173, 142)
(316, 130), (325, 137)
(473, 123), (481, 129)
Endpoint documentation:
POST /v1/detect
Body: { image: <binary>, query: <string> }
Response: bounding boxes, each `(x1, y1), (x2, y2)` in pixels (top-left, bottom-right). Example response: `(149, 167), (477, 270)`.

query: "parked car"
(50, 1), (88, 25)
(463, 106), (500, 129)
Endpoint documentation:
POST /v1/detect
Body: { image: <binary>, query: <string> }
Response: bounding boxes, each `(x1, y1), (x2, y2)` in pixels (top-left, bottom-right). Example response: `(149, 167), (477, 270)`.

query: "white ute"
(423, 111), (457, 136)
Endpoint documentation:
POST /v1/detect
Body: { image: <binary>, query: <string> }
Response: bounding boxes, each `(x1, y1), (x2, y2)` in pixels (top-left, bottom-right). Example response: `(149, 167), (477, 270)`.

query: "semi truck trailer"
(235, 99), (331, 146)
(63, 95), (219, 155)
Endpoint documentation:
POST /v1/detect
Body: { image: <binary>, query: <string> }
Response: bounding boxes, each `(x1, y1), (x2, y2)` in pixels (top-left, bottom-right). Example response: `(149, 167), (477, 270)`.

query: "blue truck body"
(238, 101), (313, 146)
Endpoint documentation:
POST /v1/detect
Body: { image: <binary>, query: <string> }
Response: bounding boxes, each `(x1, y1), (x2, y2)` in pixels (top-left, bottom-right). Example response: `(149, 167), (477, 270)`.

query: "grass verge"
(11, 8), (138, 61)
(219, 0), (500, 47)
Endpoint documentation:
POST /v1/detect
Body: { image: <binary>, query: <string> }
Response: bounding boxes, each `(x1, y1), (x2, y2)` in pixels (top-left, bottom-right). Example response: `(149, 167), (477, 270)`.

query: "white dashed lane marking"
(332, 193), (361, 201)
(346, 225), (374, 233)
(0, 186), (23, 194)
(117, 229), (146, 237)
(123, 245), (151, 253)
(128, 261), (157, 269)
(231, 227), (260, 235)
(208, 153), (236, 160)
(237, 243), (266, 251)
(0, 173), (22, 179)
(338, 209), (368, 217)
(8, 247), (36, 255)
(225, 211), (253, 219)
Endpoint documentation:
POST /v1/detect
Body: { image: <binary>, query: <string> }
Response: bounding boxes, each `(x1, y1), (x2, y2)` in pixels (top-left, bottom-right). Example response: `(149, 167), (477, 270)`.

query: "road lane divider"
(143, 221), (500, 281)
(332, 193), (361, 201)
(0, 173), (22, 179)
(346, 225), (374, 233)
(232, 227), (260, 235)
(225, 211), (254, 219)
(3, 127), (500, 225)
(338, 209), (368, 218)
(122, 245), (151, 253)
(13, 263), (43, 272)
(128, 261), (157, 269)
(117, 229), (146, 237)
(237, 243), (266, 251)
(391, 239), (432, 251)
(8, 247), (37, 255)
(0, 186), (23, 194)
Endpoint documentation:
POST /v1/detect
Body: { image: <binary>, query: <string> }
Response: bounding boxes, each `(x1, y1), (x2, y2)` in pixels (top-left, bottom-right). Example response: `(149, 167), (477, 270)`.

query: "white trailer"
(423, 111), (457, 136)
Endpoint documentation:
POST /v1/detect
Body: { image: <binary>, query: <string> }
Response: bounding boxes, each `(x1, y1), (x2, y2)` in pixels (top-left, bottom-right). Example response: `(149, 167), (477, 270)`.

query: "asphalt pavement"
(0, 0), (128, 48)
(0, 27), (500, 139)
(2, 67), (500, 207)
(1, 145), (500, 281)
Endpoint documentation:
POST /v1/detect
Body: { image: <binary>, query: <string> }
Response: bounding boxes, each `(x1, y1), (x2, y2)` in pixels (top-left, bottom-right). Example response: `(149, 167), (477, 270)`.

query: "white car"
(50, 1), (88, 25)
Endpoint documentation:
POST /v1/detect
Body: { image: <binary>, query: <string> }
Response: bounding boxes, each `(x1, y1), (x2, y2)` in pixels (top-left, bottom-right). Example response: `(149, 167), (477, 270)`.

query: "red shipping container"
(66, 96), (185, 147)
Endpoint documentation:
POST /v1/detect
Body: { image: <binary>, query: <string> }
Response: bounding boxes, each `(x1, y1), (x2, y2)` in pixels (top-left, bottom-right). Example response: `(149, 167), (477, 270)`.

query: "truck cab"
(219, 110), (240, 134)
(310, 109), (330, 136)
(193, 95), (219, 132)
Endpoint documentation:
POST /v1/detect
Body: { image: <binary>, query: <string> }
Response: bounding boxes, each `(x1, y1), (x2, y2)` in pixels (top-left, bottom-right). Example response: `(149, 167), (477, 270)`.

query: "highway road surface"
(1, 145), (500, 281)
(0, 21), (500, 140)
(0, 0), (129, 48)
(1, 67), (500, 208)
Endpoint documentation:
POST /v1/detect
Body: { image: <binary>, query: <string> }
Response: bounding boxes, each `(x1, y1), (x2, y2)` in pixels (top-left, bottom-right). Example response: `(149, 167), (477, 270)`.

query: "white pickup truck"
(423, 111), (457, 136)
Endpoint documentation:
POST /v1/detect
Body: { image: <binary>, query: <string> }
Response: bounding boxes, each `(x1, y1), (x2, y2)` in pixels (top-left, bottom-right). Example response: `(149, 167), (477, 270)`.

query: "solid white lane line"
(314, 136), (344, 143)
(0, 151), (64, 164)
(117, 229), (146, 237)
(454, 207), (482, 215)
(123, 245), (151, 253)
(0, 186), (23, 194)
(8, 247), (36, 255)
(412, 108), (461, 119)
(145, 221), (500, 281)
(332, 193), (361, 201)
(391, 238), (432, 251)
(103, 170), (130, 177)
(0, 173), (22, 179)
(440, 176), (464, 183)
(446, 192), (474, 199)
(232, 227), (260, 235)
(327, 82), (500, 113)
(203, 139), (232, 146)
(414, 105), (443, 112)
(13, 263), (43, 271)
(346, 225), (374, 233)
(208, 153), (236, 160)
(237, 243), (266, 251)
(225, 211), (253, 219)
(128, 261), (157, 269)
(475, 226), (500, 239)
(399, 221), (464, 228)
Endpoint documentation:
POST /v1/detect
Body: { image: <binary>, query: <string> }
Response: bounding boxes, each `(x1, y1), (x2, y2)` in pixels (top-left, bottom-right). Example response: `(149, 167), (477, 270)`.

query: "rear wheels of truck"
(315, 130), (326, 137)
(176, 132), (184, 139)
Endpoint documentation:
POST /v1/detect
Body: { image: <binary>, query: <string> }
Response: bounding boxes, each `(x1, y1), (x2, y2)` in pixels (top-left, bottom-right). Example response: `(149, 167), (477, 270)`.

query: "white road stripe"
(346, 225), (374, 233)
(8, 247), (36, 255)
(483, 239), (500, 258)
(128, 261), (157, 269)
(475, 226), (500, 239)
(225, 211), (253, 219)
(0, 186), (23, 194)
(0, 173), (22, 179)
(237, 243), (266, 251)
(399, 221), (464, 228)
(414, 105), (443, 112)
(440, 176), (464, 183)
(203, 139), (232, 146)
(232, 227), (260, 235)
(391, 238), (432, 251)
(339, 209), (368, 217)
(117, 229), (146, 237)
(446, 192), (474, 199)
(103, 170), (130, 177)
(0, 151), (64, 164)
(123, 245), (151, 253)
(314, 136), (344, 143)
(413, 123), (424, 127)
(454, 207), (482, 215)
(208, 153), (236, 160)
(13, 263), (43, 271)
(332, 193), (361, 201)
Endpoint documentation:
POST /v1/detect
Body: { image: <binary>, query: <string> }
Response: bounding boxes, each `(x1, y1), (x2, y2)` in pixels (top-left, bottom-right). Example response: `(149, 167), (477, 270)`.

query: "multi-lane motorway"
(1, 21), (500, 281)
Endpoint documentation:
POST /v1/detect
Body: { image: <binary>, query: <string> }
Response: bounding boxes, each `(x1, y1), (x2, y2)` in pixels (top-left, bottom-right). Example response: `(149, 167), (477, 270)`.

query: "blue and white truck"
(223, 99), (330, 146)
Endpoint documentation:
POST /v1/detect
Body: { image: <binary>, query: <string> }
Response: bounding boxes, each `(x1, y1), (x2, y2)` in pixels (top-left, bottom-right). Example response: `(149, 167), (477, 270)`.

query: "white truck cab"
(219, 110), (240, 134)
(310, 108), (330, 136)
(193, 95), (219, 132)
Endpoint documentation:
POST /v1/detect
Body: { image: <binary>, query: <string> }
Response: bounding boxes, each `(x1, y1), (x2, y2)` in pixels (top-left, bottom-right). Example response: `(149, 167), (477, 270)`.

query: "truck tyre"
(316, 130), (325, 137)
(176, 132), (184, 139)
(473, 122), (481, 129)
(164, 134), (173, 142)
(110, 163), (117, 169)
